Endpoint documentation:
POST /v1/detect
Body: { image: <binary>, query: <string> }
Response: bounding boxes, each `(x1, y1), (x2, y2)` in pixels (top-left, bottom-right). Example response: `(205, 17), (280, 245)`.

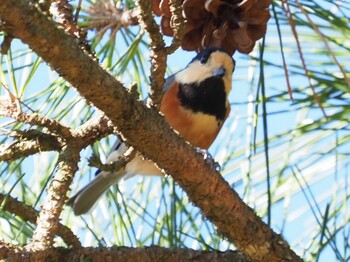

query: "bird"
(67, 47), (235, 215)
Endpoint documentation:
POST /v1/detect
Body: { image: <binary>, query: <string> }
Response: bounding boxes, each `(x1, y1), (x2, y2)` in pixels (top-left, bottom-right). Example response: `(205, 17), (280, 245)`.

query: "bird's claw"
(195, 147), (221, 172)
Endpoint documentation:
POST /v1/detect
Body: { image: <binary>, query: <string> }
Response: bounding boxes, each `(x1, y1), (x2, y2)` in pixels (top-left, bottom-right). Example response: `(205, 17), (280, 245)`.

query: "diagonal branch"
(0, 1), (301, 261)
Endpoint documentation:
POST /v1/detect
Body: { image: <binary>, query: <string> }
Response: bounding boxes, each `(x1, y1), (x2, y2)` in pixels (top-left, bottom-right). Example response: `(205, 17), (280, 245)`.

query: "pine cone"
(152, 0), (271, 55)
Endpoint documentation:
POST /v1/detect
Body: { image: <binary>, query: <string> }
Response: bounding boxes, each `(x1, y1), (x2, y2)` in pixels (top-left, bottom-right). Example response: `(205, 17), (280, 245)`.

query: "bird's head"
(175, 48), (235, 96)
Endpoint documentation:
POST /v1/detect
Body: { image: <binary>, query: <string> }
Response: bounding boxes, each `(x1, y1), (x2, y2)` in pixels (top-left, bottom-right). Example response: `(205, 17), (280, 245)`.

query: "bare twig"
(271, 4), (293, 101)
(84, 4), (139, 31)
(294, 0), (350, 90)
(166, 0), (185, 54)
(0, 34), (13, 55)
(89, 146), (136, 173)
(18, 111), (71, 137)
(281, 0), (327, 118)
(0, 93), (72, 138)
(27, 146), (80, 250)
(0, 130), (61, 161)
(71, 114), (115, 147)
(51, 0), (91, 53)
(138, 0), (167, 108)
(0, 193), (81, 248)
(0, 111), (116, 162)
(74, 0), (83, 22)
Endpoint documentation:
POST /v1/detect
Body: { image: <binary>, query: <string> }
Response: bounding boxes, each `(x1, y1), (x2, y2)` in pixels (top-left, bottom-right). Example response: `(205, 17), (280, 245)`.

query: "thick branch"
(0, 245), (248, 262)
(0, 193), (81, 248)
(0, 1), (301, 261)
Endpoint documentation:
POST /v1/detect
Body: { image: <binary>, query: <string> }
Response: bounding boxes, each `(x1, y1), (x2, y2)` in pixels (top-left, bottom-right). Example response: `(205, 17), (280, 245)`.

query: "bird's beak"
(213, 67), (226, 77)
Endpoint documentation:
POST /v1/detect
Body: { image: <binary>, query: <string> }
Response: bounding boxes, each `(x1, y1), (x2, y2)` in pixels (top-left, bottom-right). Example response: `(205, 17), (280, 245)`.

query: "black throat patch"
(177, 77), (227, 121)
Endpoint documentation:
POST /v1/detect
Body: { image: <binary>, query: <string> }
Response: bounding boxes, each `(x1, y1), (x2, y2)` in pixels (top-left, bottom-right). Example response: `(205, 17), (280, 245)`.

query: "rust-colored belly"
(161, 82), (224, 149)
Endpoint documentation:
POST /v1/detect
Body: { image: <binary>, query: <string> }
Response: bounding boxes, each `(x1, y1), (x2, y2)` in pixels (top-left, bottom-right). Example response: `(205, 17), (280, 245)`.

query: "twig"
(89, 146), (136, 173)
(52, 0), (91, 53)
(74, 0), (82, 22)
(27, 146), (80, 250)
(19, 115), (116, 250)
(0, 130), (61, 161)
(294, 0), (350, 90)
(281, 0), (327, 118)
(271, 3), (293, 101)
(54, 0), (81, 38)
(85, 5), (140, 31)
(71, 114), (115, 148)
(138, 0), (167, 108)
(18, 112), (71, 137)
(0, 34), (13, 55)
(0, 94), (72, 138)
(0, 193), (81, 248)
(166, 0), (185, 54)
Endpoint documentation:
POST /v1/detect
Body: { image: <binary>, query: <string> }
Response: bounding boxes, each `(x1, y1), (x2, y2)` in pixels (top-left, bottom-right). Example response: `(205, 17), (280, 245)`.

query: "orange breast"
(160, 82), (229, 149)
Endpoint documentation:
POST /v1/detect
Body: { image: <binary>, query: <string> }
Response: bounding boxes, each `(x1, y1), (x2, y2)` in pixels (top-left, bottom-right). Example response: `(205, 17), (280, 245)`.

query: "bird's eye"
(200, 55), (209, 64)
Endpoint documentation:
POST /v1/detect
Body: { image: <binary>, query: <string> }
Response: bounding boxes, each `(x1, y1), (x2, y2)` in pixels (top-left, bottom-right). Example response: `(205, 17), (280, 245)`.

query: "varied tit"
(68, 48), (235, 215)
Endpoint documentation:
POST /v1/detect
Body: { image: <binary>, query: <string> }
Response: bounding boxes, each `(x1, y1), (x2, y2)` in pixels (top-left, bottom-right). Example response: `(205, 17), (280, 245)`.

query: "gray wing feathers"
(163, 74), (176, 92)
(67, 171), (123, 215)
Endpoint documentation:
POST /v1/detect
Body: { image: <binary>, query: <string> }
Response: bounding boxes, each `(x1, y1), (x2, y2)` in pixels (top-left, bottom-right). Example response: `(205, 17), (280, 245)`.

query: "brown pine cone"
(152, 0), (271, 55)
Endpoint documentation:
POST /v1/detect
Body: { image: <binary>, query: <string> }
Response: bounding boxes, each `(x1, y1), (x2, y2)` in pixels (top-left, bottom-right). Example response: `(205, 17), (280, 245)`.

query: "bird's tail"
(67, 171), (123, 216)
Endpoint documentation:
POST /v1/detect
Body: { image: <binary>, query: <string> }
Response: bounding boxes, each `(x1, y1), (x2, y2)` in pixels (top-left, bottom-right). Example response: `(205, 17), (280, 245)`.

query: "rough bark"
(0, 245), (249, 262)
(27, 146), (80, 250)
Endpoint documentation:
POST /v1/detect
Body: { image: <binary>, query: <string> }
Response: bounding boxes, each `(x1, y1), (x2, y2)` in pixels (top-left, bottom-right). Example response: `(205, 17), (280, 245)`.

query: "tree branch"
(27, 145), (80, 250)
(18, 112), (72, 137)
(138, 0), (167, 108)
(0, 1), (302, 261)
(88, 146), (136, 173)
(0, 99), (115, 161)
(0, 130), (61, 161)
(71, 114), (115, 147)
(0, 244), (249, 262)
(0, 193), (81, 249)
(84, 4), (140, 31)
(166, 0), (186, 54)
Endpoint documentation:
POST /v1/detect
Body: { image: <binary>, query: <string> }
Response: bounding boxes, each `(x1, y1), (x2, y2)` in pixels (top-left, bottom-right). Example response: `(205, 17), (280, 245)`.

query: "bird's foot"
(195, 147), (221, 172)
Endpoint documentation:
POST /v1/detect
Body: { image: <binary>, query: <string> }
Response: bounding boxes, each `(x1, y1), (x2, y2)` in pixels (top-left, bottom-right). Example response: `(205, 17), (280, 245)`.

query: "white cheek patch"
(210, 52), (235, 74)
(210, 52), (234, 94)
(175, 61), (213, 84)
